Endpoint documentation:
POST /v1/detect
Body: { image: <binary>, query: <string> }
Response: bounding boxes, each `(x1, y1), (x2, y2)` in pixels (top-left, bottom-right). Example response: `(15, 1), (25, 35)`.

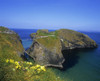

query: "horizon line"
(10, 28), (100, 33)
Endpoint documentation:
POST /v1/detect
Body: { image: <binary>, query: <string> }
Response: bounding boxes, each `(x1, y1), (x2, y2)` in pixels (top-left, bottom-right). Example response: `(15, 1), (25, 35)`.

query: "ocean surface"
(12, 29), (100, 81)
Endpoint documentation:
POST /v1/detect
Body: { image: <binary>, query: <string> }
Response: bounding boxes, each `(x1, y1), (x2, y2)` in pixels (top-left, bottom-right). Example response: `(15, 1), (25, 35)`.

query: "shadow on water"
(61, 48), (97, 71)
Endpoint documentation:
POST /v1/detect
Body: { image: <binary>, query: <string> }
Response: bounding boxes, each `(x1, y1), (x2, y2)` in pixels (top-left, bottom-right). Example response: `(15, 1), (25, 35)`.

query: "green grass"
(0, 33), (25, 81)
(34, 30), (62, 53)
(36, 36), (61, 54)
(56, 29), (96, 46)
(36, 30), (56, 36)
(24, 68), (63, 81)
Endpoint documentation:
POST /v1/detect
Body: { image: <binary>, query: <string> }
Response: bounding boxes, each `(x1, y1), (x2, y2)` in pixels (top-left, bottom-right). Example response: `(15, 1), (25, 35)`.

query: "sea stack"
(27, 29), (97, 68)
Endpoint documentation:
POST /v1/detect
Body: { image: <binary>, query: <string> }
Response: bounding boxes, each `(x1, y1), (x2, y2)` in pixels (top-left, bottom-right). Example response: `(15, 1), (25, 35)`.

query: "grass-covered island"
(0, 26), (63, 81)
(28, 29), (97, 68)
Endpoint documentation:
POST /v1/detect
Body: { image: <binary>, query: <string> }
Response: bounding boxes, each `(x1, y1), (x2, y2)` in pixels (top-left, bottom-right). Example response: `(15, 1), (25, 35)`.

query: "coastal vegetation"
(0, 26), (97, 81)
(0, 27), (63, 81)
(0, 27), (25, 81)
(36, 36), (61, 51)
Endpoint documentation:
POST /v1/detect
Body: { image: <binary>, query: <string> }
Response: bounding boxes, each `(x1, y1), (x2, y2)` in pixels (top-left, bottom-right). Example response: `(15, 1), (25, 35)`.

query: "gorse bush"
(5, 59), (46, 74)
(3, 59), (63, 81)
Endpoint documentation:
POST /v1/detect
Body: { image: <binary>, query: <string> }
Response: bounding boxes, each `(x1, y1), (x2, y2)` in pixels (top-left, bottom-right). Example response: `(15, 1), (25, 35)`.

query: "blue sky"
(0, 0), (100, 31)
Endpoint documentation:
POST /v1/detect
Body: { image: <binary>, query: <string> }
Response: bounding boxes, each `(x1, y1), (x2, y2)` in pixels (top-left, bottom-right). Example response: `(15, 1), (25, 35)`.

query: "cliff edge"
(0, 26), (24, 58)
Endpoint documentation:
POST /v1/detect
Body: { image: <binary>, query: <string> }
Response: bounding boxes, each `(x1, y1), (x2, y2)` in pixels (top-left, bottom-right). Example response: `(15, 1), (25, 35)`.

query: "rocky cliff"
(27, 29), (97, 68)
(57, 29), (97, 50)
(0, 26), (24, 58)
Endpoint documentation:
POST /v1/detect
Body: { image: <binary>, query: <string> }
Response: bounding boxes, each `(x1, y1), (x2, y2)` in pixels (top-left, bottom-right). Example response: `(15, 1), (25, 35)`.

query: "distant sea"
(12, 29), (100, 81)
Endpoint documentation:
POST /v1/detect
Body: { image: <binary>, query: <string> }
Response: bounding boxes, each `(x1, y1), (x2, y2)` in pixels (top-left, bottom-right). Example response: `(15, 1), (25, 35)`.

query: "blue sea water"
(12, 29), (36, 49)
(12, 29), (100, 81)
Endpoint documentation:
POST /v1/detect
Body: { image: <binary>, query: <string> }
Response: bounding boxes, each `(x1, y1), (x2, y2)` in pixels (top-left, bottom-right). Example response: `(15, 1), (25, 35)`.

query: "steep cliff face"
(27, 29), (97, 68)
(0, 26), (24, 59)
(27, 36), (65, 68)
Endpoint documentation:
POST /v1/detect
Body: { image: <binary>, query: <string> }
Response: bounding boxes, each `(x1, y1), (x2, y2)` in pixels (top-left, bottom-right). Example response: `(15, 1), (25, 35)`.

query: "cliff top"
(0, 26), (16, 34)
(0, 26), (24, 59)
(31, 29), (97, 50)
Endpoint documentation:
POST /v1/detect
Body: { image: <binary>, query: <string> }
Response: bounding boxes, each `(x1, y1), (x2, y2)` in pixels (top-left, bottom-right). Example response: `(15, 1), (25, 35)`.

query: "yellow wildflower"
(6, 59), (9, 63)
(15, 65), (21, 69)
(18, 65), (21, 69)
(25, 67), (28, 70)
(40, 66), (46, 71)
(9, 59), (14, 63)
(29, 62), (32, 65)
(15, 66), (19, 69)
(26, 62), (29, 64)
(30, 66), (35, 69)
(43, 69), (46, 71)
(37, 68), (41, 71)
(36, 64), (40, 68)
(26, 62), (32, 65)
(15, 61), (19, 65)
(37, 69), (41, 73)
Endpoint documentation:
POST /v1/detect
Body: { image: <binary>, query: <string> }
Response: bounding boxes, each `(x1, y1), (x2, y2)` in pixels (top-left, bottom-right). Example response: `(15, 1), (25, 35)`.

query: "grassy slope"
(57, 29), (96, 46)
(0, 27), (63, 81)
(36, 36), (61, 54)
(0, 33), (25, 81)
(35, 30), (62, 54)
(33, 29), (97, 55)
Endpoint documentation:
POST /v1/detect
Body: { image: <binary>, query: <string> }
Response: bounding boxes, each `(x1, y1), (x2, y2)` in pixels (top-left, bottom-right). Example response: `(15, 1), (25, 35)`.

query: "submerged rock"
(27, 29), (97, 68)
